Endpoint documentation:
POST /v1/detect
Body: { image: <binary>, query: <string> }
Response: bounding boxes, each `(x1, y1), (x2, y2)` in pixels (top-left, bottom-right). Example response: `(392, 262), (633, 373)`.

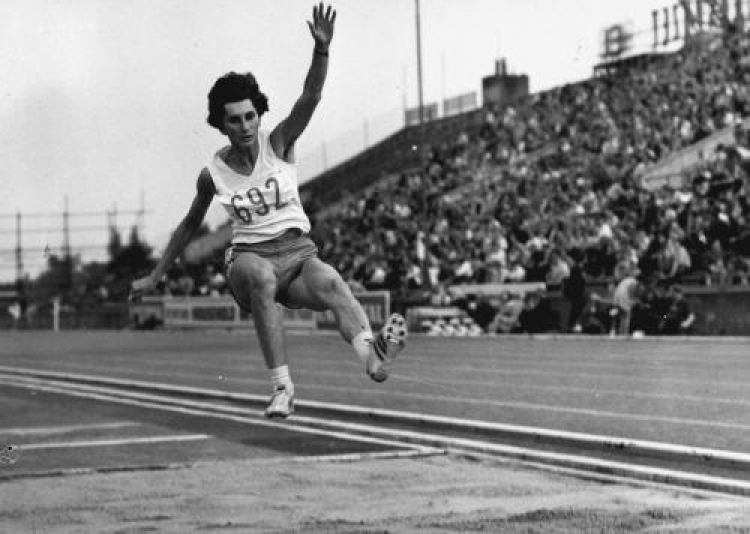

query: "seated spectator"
(208, 265), (227, 296)
(545, 249), (570, 291)
(503, 251), (527, 282)
(658, 285), (696, 335)
(454, 293), (498, 333)
(488, 292), (524, 334)
(514, 290), (556, 334)
(707, 238), (732, 285)
(580, 294), (613, 335)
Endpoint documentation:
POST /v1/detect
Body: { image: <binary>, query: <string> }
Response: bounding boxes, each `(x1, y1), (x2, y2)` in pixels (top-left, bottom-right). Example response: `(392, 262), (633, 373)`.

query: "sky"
(0, 0), (676, 281)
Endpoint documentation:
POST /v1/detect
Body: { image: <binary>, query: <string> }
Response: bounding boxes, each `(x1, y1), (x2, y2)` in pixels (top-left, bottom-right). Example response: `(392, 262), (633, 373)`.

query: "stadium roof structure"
(592, 49), (674, 78)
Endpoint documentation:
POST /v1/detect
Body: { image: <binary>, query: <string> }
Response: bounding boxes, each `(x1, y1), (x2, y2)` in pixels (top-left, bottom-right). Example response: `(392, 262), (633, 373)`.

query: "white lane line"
(3, 365), (750, 432)
(3, 372), (749, 468)
(16, 434), (211, 451)
(3, 375), (749, 496)
(6, 355), (750, 401)
(9, 348), (750, 381)
(2, 422), (140, 436)
(0, 377), (440, 456)
(8, 355), (748, 408)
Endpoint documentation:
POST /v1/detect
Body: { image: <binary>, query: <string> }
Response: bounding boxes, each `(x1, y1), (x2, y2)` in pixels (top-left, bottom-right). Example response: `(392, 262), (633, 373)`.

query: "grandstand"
(299, 3), (750, 336)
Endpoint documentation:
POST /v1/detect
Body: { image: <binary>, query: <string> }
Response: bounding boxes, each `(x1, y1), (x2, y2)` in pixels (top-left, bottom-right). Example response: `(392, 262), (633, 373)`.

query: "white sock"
(351, 330), (374, 365)
(269, 365), (293, 394)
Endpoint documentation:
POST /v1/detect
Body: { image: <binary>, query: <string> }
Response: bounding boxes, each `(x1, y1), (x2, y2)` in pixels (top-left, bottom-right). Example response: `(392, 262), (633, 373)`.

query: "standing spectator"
(545, 249), (571, 290)
(612, 269), (640, 335)
(562, 248), (587, 332)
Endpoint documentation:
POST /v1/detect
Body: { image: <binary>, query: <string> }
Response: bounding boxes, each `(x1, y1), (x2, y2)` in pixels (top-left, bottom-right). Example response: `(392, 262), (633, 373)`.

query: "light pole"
(415, 0), (426, 170)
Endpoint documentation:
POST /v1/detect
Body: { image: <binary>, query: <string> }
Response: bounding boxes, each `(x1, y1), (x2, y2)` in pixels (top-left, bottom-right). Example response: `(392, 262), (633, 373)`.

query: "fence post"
(53, 296), (60, 332)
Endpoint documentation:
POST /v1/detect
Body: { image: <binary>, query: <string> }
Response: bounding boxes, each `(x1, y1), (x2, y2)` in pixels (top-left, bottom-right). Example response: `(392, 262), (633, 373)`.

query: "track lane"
(2, 331), (749, 454)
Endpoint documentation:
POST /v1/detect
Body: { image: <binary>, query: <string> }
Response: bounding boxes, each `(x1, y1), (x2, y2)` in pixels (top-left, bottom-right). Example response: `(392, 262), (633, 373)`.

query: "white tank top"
(206, 130), (311, 245)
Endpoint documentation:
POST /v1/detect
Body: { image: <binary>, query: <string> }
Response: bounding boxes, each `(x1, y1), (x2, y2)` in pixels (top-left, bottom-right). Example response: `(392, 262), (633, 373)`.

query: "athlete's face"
(222, 99), (260, 149)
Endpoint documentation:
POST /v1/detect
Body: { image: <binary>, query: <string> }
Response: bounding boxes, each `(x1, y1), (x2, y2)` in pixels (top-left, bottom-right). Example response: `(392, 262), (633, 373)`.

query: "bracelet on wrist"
(314, 48), (329, 57)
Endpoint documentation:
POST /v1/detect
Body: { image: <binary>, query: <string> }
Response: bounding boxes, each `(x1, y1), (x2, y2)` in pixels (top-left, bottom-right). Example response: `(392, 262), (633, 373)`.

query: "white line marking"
(16, 434), (211, 451)
(282, 381), (750, 432)
(3, 374), (749, 496)
(13, 355), (748, 407)
(287, 406), (750, 467)
(2, 371), (748, 467)
(441, 446), (750, 497)
(3, 365), (749, 431)
(9, 345), (750, 389)
(0, 377), (440, 456)
(1, 422), (140, 436)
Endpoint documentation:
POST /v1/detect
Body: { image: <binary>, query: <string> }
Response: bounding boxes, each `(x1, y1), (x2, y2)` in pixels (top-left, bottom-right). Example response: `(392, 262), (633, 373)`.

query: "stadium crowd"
(308, 29), (750, 334)
(158, 28), (750, 336)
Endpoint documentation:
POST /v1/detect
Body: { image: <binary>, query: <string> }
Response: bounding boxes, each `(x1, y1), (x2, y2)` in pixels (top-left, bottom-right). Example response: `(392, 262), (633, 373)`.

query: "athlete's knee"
(311, 270), (348, 299)
(248, 271), (278, 299)
(232, 267), (277, 302)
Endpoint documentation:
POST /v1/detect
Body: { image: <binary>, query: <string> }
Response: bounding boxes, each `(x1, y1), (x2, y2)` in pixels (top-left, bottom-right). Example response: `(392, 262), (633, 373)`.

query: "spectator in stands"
(207, 264), (228, 296)
(488, 291), (524, 334)
(502, 248), (526, 282)
(630, 281), (660, 335)
(514, 290), (555, 334)
(611, 268), (640, 336)
(454, 293), (498, 333)
(169, 265), (195, 296)
(562, 248), (587, 333)
(706, 240), (731, 285)
(545, 249), (570, 291)
(658, 285), (696, 335)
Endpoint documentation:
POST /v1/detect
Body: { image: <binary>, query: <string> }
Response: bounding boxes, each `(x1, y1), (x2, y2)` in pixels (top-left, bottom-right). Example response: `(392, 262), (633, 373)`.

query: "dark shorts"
(224, 228), (318, 311)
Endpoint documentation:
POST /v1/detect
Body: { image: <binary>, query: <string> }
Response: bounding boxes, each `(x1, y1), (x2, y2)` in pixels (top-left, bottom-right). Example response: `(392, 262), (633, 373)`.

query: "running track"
(2, 330), (748, 455)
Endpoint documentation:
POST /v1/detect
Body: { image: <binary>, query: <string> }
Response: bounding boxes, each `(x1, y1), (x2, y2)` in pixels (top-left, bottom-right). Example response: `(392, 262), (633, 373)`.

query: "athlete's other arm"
(270, 2), (336, 160)
(130, 170), (215, 299)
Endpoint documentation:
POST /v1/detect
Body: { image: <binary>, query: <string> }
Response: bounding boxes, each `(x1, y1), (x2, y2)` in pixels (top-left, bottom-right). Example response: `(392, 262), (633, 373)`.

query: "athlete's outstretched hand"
(130, 274), (157, 302)
(307, 2), (336, 50)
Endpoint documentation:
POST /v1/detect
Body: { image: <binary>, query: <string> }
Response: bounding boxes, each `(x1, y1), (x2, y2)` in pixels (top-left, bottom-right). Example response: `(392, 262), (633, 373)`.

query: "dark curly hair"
(207, 72), (269, 131)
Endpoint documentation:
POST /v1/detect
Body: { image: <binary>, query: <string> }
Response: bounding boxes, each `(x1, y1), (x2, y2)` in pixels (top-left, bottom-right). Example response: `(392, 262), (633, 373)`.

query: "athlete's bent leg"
(285, 258), (407, 381)
(227, 252), (293, 417)
(286, 257), (370, 339)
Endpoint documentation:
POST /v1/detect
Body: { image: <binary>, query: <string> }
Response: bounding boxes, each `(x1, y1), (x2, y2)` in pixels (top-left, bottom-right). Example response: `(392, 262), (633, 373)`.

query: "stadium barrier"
(128, 291), (391, 332)
(679, 285), (750, 335)
(448, 282), (546, 298)
(547, 284), (750, 336)
(314, 291), (391, 331)
(13, 285), (747, 335)
(129, 296), (315, 330)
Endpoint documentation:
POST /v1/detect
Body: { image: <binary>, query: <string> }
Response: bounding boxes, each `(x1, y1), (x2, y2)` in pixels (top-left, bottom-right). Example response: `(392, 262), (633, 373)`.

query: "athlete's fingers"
(325, 4), (332, 20)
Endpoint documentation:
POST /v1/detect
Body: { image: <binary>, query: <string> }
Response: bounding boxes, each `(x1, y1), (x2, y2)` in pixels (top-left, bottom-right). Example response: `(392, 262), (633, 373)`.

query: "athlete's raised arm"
(270, 2), (336, 160)
(130, 170), (215, 299)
